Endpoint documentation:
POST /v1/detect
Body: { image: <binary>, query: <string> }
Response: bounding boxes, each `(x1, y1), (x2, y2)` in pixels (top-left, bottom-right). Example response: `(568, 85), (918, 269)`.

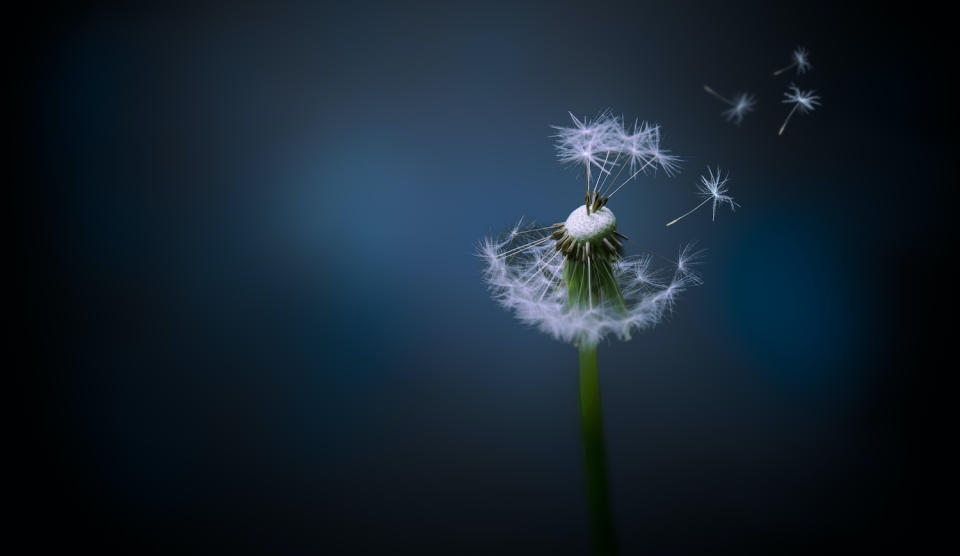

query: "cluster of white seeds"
(480, 219), (701, 346)
(480, 112), (705, 346)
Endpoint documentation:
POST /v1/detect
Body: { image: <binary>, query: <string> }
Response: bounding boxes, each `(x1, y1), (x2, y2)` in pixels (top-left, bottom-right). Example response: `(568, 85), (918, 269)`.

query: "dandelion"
(773, 46), (813, 76)
(480, 111), (704, 554)
(723, 94), (757, 126)
(666, 167), (739, 226)
(778, 83), (821, 135)
(703, 86), (757, 125)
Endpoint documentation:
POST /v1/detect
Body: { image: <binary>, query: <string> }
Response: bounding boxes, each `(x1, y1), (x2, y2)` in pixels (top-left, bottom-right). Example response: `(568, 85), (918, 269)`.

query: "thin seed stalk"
(565, 249), (620, 554)
(563, 257), (626, 313)
(779, 103), (799, 136)
(578, 343), (617, 555)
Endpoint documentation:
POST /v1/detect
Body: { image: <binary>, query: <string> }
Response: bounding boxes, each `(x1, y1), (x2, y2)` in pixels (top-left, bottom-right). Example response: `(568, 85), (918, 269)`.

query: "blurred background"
(16, 1), (949, 554)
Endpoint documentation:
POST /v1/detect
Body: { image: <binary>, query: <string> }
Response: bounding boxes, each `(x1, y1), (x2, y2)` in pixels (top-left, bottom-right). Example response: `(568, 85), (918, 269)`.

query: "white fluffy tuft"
(480, 222), (701, 346)
(722, 93), (757, 125)
(698, 166), (740, 221)
(782, 84), (821, 112)
(553, 111), (682, 184)
(792, 47), (813, 74)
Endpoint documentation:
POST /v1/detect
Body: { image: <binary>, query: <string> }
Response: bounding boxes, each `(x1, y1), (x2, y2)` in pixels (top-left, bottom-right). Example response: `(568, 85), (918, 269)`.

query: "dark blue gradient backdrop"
(18, 2), (946, 554)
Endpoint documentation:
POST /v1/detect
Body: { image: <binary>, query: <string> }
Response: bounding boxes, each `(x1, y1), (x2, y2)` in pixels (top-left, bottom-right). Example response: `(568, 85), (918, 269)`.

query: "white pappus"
(666, 167), (739, 226)
(703, 86), (757, 125)
(779, 83), (821, 135)
(773, 46), (813, 76)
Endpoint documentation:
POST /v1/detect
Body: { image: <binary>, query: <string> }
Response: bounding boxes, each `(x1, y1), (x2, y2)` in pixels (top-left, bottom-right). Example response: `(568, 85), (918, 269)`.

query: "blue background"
(17, 1), (945, 553)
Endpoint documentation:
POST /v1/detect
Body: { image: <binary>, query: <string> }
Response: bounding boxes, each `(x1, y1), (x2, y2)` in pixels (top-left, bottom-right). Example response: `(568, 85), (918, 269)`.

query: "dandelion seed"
(773, 46), (813, 76)
(703, 86), (757, 125)
(723, 93), (757, 125)
(666, 167), (739, 226)
(778, 83), (821, 135)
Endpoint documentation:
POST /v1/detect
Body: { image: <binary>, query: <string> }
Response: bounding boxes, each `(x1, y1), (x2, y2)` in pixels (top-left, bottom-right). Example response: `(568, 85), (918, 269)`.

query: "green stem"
(578, 343), (617, 555)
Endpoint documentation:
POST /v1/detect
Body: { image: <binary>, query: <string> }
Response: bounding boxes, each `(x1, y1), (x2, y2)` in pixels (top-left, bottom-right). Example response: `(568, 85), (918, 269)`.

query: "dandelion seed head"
(481, 112), (700, 347)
